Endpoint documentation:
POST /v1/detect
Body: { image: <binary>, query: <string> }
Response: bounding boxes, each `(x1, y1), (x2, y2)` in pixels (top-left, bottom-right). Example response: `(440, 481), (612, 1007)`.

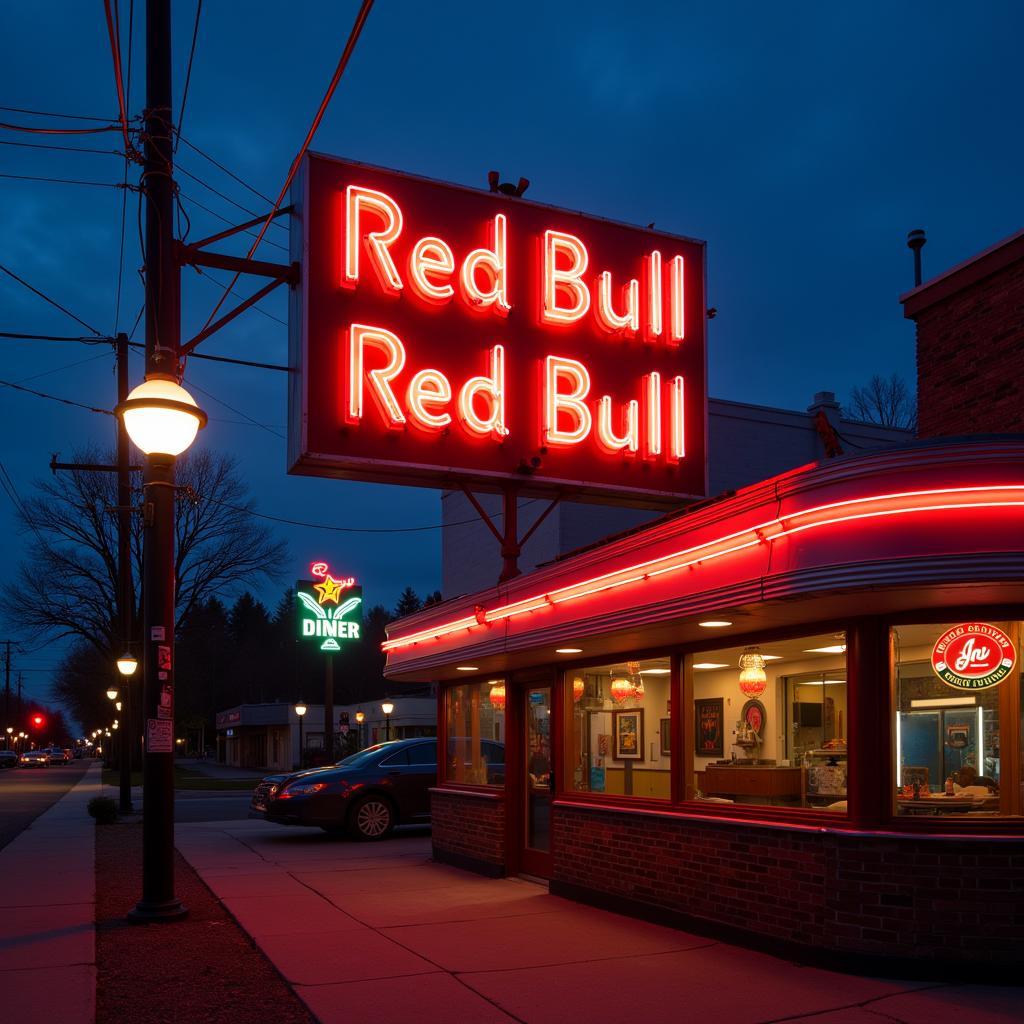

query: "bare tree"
(0, 445), (288, 656)
(846, 373), (917, 431)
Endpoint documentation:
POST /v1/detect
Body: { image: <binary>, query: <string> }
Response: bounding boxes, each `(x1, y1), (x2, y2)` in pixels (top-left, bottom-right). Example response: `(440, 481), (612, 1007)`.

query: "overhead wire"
(177, 190), (289, 253)
(174, 132), (274, 206)
(0, 120), (122, 136)
(175, 0), (203, 151)
(0, 139), (121, 156)
(113, 0), (136, 334)
(0, 172), (126, 188)
(176, 164), (288, 233)
(195, 0), (375, 336)
(0, 263), (103, 335)
(191, 267), (288, 327)
(0, 105), (115, 122)
(0, 379), (114, 416)
(102, 0), (134, 158)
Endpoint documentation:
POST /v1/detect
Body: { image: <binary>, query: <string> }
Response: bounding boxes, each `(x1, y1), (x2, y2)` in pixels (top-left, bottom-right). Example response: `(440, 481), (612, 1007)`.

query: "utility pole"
(130, 0), (186, 922)
(3, 640), (10, 722)
(324, 655), (334, 763)
(116, 331), (135, 815)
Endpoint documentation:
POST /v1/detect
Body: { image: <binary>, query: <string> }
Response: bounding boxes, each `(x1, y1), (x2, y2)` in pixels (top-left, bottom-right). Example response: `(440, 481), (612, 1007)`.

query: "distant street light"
(381, 701), (394, 742)
(118, 372), (205, 923)
(117, 652), (138, 676)
(106, 687), (119, 702)
(355, 710), (365, 749)
(294, 702), (307, 767)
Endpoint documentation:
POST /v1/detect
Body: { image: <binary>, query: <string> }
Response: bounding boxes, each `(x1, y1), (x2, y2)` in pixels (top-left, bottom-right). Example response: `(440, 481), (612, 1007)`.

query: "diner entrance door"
(518, 684), (553, 878)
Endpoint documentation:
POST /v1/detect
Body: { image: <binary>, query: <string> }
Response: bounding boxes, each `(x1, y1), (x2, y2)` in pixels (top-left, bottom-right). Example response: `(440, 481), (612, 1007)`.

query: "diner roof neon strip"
(382, 485), (1024, 652)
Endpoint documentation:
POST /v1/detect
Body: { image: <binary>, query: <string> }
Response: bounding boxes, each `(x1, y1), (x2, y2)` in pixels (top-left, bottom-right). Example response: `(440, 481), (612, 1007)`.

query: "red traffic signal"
(31, 713), (45, 729)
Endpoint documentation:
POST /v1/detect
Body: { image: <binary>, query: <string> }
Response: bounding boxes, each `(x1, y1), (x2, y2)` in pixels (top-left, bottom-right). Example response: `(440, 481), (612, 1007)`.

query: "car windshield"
(334, 743), (399, 769)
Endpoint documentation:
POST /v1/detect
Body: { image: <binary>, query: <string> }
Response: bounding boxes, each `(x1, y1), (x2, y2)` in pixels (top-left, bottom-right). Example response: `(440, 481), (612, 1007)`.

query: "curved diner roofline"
(384, 436), (1024, 681)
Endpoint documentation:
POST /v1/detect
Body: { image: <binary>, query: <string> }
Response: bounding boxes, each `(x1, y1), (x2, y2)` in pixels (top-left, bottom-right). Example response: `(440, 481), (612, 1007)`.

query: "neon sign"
(289, 155), (706, 505)
(931, 622), (1015, 691)
(296, 561), (362, 652)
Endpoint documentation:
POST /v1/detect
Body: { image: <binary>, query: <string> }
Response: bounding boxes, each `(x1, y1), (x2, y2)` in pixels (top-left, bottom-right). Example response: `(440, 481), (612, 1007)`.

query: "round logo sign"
(931, 622), (1016, 691)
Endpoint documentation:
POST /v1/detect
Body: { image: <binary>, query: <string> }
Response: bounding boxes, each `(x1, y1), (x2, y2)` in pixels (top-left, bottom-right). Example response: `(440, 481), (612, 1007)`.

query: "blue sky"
(2, 1), (1022, 702)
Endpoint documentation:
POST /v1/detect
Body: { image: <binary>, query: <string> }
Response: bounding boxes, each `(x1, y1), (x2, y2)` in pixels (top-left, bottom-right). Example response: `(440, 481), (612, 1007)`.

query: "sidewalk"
(175, 819), (1024, 1024)
(0, 762), (101, 1024)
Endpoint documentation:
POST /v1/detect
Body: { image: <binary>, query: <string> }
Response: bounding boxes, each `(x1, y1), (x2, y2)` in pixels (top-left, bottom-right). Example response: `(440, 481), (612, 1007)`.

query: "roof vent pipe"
(907, 229), (927, 287)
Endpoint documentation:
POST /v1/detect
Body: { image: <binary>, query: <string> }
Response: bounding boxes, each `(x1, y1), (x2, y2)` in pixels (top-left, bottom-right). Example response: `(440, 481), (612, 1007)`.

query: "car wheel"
(348, 795), (394, 841)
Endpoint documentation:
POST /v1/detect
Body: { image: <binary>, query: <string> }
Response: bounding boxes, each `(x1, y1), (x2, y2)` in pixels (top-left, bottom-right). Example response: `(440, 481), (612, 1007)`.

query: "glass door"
(520, 685), (552, 877)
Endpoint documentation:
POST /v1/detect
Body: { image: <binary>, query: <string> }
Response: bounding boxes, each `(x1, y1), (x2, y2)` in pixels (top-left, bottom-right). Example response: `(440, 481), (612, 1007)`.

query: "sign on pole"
(296, 561), (363, 653)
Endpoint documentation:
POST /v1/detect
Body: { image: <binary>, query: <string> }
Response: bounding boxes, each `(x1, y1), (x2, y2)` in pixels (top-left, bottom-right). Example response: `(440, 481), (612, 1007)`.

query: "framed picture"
(741, 699), (767, 737)
(612, 709), (644, 760)
(695, 697), (724, 758)
(660, 718), (671, 755)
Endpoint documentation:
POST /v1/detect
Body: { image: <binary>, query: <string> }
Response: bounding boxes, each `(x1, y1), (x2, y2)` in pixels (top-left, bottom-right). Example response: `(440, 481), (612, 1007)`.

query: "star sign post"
(296, 562), (363, 761)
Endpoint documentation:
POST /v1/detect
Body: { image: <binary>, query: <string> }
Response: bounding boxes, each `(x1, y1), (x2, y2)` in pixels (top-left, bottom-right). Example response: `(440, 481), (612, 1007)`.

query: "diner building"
(384, 228), (1024, 973)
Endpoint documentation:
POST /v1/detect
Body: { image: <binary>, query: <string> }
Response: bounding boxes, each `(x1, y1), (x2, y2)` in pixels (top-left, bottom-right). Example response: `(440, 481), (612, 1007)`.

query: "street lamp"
(118, 373), (206, 922)
(381, 701), (394, 742)
(106, 687), (119, 702)
(294, 702), (307, 769)
(355, 710), (365, 750)
(117, 652), (138, 676)
(4, 726), (11, 749)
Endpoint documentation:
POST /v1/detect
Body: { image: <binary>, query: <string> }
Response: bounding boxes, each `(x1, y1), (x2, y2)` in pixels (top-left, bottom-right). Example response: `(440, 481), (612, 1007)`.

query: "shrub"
(87, 796), (118, 825)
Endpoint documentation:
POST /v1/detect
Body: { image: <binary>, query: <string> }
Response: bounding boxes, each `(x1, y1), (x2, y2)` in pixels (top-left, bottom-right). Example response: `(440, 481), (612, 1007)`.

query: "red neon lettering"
(669, 255), (684, 343)
(595, 271), (639, 337)
(542, 231), (590, 325)
(669, 375), (685, 459)
(343, 187), (403, 294)
(644, 250), (662, 341)
(596, 395), (639, 455)
(644, 371), (662, 459)
(406, 369), (453, 432)
(408, 237), (455, 304)
(347, 324), (406, 428)
(460, 215), (510, 316)
(457, 346), (508, 439)
(543, 355), (591, 446)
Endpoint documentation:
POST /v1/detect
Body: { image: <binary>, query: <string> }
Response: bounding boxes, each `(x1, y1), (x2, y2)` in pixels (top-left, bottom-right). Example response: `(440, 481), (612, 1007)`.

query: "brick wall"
(912, 253), (1024, 438)
(552, 804), (1024, 967)
(430, 789), (505, 875)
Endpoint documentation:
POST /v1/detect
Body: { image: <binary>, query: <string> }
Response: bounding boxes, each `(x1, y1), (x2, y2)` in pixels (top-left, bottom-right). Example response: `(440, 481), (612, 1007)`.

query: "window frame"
(440, 677), (508, 791)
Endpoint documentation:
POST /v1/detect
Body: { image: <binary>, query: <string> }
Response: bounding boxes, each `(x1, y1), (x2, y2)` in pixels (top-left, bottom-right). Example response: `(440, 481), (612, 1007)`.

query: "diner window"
(444, 680), (506, 787)
(567, 657), (671, 800)
(893, 621), (1021, 817)
(687, 631), (848, 813)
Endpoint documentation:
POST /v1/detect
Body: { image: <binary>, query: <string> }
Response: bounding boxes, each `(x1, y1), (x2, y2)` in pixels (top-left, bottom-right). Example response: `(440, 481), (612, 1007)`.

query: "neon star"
(313, 574), (343, 604)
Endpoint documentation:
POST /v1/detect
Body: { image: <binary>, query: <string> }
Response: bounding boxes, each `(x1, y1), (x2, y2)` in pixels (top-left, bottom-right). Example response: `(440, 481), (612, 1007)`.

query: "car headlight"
(278, 781), (330, 800)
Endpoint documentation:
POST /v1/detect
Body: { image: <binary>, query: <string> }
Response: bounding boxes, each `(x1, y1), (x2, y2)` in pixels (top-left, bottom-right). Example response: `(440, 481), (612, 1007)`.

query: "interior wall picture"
(612, 709), (644, 760)
(695, 697), (724, 758)
(660, 718), (671, 755)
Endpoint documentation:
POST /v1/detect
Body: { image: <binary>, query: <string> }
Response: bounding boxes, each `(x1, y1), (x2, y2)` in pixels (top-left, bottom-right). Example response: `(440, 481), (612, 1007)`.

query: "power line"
(191, 266), (287, 327)
(0, 378), (114, 416)
(175, 0), (203, 151)
(174, 132), (274, 206)
(0, 172), (126, 188)
(0, 105), (115, 122)
(197, 0), (375, 334)
(0, 139), (121, 156)
(0, 120), (122, 136)
(177, 190), (289, 253)
(176, 163), (287, 234)
(113, 0), (136, 334)
(0, 263), (103, 335)
(102, 0), (134, 157)
(0, 331), (110, 343)
(182, 375), (285, 440)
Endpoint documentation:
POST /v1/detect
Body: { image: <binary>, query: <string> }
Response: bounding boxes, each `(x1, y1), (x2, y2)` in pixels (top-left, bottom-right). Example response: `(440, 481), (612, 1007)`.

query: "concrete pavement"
(174, 819), (1024, 1024)
(0, 762), (100, 1024)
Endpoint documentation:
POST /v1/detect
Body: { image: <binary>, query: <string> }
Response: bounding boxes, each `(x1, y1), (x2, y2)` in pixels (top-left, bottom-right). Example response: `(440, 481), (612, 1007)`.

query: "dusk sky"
(2, 1), (1022, 703)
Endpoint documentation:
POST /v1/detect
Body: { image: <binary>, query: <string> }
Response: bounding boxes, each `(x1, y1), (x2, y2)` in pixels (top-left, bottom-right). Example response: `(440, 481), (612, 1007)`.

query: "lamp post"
(115, 653), (138, 814)
(381, 701), (394, 742)
(117, 376), (205, 923)
(4, 726), (11, 750)
(355, 710), (365, 751)
(294, 702), (307, 769)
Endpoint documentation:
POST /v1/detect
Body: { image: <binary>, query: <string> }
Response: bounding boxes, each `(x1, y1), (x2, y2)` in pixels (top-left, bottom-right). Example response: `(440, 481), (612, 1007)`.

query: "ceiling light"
(698, 620), (732, 628)
(455, 666), (479, 671)
(803, 645), (847, 654)
(762, 655), (782, 661)
(555, 647), (583, 654)
(693, 662), (728, 670)
(640, 668), (671, 675)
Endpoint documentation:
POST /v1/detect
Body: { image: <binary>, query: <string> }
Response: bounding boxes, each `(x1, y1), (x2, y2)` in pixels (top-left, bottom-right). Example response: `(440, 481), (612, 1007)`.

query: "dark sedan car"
(251, 739), (438, 841)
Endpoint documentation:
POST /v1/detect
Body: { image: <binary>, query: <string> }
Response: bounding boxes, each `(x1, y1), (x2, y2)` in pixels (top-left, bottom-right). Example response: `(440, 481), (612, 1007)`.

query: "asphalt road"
(0, 759), (91, 851)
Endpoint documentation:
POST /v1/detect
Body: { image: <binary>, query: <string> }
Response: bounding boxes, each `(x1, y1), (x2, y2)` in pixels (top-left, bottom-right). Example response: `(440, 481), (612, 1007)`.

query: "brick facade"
(904, 229), (1024, 439)
(430, 789), (506, 876)
(551, 804), (1024, 969)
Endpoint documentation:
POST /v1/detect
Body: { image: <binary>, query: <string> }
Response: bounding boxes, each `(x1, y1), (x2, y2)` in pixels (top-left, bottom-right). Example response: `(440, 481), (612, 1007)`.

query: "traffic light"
(31, 713), (45, 729)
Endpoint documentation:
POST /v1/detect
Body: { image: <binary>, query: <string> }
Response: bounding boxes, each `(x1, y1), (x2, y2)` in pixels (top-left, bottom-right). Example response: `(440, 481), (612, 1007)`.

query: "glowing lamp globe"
(118, 376), (207, 456)
(572, 677), (585, 702)
(488, 683), (506, 711)
(355, 711), (365, 724)
(106, 687), (119, 701)
(609, 677), (633, 704)
(116, 652), (138, 676)
(738, 648), (768, 698)
(294, 702), (308, 717)
(381, 701), (395, 716)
